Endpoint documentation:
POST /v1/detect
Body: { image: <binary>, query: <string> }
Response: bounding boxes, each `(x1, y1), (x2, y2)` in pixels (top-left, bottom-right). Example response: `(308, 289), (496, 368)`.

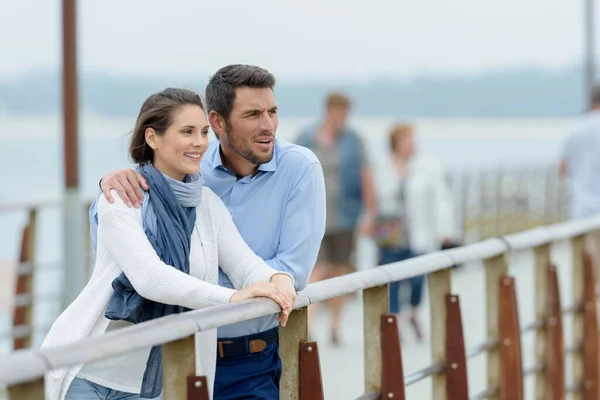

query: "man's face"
(222, 87), (278, 165)
(327, 105), (349, 132)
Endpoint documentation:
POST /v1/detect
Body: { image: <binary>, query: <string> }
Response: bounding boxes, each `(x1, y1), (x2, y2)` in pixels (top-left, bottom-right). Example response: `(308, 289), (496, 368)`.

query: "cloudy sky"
(0, 0), (597, 81)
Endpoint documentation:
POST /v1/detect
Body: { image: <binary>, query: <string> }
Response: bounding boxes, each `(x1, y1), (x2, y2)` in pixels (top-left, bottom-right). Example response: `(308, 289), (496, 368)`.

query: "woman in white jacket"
(372, 123), (456, 340)
(41, 88), (294, 400)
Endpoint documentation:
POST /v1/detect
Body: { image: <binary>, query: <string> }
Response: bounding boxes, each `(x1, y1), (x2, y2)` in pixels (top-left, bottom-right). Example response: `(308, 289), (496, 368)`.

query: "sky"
(0, 0), (598, 81)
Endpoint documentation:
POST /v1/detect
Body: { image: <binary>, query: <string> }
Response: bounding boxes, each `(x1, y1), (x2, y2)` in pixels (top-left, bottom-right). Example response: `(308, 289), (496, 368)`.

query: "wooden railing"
(1, 215), (600, 399)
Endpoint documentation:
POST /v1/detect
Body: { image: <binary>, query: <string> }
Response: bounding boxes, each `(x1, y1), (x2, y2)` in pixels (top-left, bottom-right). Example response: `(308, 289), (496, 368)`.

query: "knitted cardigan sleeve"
(97, 191), (237, 308)
(203, 188), (294, 289)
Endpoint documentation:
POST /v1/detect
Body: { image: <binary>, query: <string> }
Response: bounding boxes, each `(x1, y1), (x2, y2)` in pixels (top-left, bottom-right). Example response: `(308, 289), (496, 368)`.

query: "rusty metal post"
(380, 314), (406, 400)
(533, 244), (550, 399)
(280, 306), (308, 400)
(498, 276), (524, 400)
(363, 285), (389, 394)
(299, 341), (324, 400)
(61, 0), (86, 309)
(430, 269), (452, 400)
(12, 208), (37, 350)
(572, 235), (586, 400)
(445, 294), (469, 400)
(163, 336), (196, 400)
(582, 254), (599, 399)
(546, 264), (565, 400)
(484, 254), (509, 400)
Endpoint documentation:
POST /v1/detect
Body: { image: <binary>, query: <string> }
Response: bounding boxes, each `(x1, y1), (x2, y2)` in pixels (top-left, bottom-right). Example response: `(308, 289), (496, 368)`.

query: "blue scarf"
(104, 163), (204, 398)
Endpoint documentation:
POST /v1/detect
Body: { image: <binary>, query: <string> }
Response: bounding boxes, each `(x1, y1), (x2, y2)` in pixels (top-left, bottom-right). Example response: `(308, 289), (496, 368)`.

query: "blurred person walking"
(372, 123), (457, 340)
(296, 93), (377, 345)
(560, 85), (600, 281)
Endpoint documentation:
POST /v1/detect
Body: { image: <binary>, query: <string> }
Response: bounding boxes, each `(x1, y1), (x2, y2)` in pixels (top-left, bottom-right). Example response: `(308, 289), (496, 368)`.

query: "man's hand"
(101, 169), (148, 208)
(270, 274), (296, 326)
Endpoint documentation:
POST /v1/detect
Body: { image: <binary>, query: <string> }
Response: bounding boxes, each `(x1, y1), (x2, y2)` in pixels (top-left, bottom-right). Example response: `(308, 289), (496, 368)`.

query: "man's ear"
(208, 111), (226, 139)
(145, 128), (158, 149)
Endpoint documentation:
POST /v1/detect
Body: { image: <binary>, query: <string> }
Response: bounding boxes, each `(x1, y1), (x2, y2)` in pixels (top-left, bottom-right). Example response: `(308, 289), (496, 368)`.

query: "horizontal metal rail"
(520, 318), (544, 334)
(466, 337), (498, 359)
(2, 215), (600, 387)
(469, 386), (499, 400)
(404, 362), (446, 386)
(353, 392), (380, 400)
(523, 362), (545, 377)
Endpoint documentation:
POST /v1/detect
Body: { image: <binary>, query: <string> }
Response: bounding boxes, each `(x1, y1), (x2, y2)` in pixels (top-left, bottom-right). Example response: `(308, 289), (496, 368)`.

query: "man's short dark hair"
(205, 64), (276, 121)
(592, 84), (600, 107)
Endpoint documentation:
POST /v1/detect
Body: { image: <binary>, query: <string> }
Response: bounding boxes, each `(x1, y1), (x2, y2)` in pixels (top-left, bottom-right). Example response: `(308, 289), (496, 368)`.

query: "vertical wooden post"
(163, 336), (196, 400)
(572, 235), (586, 400)
(280, 306), (308, 400)
(533, 244), (550, 399)
(484, 254), (509, 400)
(430, 268), (452, 400)
(7, 378), (44, 400)
(363, 285), (389, 394)
(13, 208), (37, 350)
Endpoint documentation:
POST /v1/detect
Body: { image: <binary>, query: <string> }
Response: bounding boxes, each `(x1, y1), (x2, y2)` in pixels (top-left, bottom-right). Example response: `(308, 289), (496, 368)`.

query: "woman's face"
(147, 104), (209, 180)
(395, 132), (416, 160)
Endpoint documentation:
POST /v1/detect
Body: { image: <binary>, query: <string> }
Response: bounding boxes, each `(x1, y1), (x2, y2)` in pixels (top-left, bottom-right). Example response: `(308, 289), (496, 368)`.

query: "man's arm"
(90, 168), (149, 253)
(263, 161), (326, 291)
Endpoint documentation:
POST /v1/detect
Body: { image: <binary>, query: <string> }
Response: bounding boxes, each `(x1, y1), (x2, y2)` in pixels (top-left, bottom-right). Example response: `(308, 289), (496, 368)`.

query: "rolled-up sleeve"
(264, 161), (326, 290)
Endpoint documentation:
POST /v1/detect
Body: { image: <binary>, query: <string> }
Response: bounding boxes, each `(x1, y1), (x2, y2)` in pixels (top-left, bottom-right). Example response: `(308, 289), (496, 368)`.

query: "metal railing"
(1, 214), (600, 399)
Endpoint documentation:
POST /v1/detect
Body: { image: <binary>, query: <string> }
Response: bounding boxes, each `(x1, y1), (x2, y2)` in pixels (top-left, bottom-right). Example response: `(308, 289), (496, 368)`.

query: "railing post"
(7, 378), (44, 400)
(163, 335), (206, 400)
(484, 254), (509, 400)
(583, 254), (599, 399)
(13, 207), (37, 350)
(363, 285), (389, 394)
(571, 234), (586, 400)
(280, 306), (308, 400)
(533, 244), (550, 399)
(445, 294), (469, 400)
(546, 264), (565, 400)
(430, 268), (452, 399)
(498, 276), (524, 400)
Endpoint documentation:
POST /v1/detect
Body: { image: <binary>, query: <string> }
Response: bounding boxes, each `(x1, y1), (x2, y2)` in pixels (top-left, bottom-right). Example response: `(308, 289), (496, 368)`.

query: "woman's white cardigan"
(375, 154), (458, 254)
(41, 187), (284, 400)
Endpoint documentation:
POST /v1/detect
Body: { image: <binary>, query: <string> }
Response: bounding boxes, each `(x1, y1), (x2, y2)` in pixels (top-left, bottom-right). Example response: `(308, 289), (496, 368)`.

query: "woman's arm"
(97, 192), (237, 308)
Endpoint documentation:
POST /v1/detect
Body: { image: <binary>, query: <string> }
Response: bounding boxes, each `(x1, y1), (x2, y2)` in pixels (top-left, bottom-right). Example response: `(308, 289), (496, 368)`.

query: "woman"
(373, 123), (456, 340)
(41, 88), (294, 400)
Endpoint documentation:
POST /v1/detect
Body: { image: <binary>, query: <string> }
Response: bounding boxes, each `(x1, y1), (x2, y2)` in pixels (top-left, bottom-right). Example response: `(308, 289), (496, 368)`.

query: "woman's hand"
(270, 274), (296, 326)
(229, 281), (293, 326)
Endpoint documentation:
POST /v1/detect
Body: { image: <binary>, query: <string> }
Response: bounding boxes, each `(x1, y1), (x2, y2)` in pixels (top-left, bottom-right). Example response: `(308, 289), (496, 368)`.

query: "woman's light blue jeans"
(66, 377), (162, 400)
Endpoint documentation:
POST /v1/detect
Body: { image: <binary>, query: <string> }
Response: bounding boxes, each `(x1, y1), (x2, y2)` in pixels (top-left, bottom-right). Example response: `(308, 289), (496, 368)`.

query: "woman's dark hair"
(129, 88), (204, 164)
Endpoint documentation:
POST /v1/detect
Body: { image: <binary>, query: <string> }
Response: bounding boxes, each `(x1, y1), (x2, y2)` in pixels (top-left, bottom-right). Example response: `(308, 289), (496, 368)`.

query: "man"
(91, 65), (326, 399)
(296, 93), (377, 344)
(560, 84), (600, 280)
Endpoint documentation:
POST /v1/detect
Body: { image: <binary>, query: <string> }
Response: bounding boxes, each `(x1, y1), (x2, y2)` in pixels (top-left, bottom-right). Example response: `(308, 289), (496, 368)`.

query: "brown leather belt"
(217, 328), (278, 359)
